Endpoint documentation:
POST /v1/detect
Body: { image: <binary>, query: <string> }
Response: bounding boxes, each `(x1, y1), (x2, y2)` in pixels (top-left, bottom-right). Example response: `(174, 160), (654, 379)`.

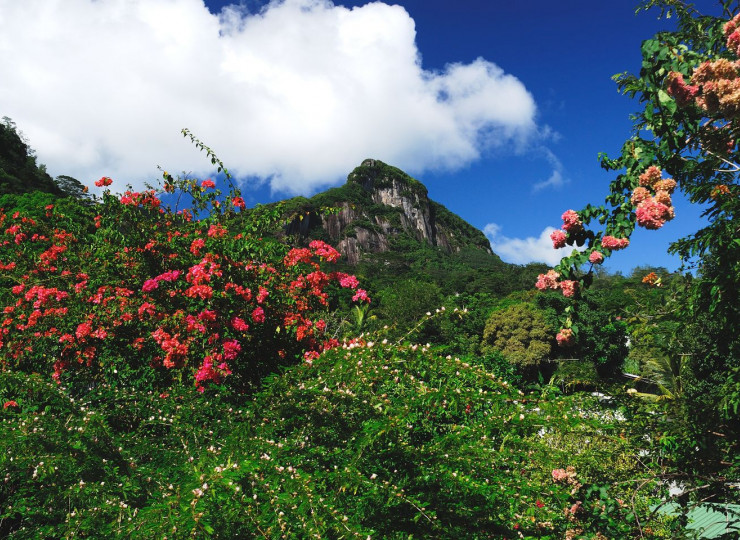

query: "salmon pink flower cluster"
(630, 166), (676, 230)
(559, 280), (578, 298)
(551, 466), (580, 489)
(550, 229), (567, 249)
(549, 210), (584, 249)
(600, 236), (630, 251)
(560, 210), (583, 232)
(535, 270), (577, 298)
(588, 251), (604, 264)
(635, 198), (674, 230)
(666, 72), (700, 107)
(556, 329), (575, 348)
(667, 58), (740, 117)
(535, 270), (560, 291)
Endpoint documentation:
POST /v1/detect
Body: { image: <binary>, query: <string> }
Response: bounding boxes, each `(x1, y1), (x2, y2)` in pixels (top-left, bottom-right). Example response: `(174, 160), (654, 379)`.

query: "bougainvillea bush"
(0, 172), (368, 394)
(1, 340), (680, 539)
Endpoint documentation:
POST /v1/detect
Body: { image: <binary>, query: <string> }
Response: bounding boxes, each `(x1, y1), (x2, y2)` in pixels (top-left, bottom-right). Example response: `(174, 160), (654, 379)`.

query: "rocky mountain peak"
(284, 159), (492, 264)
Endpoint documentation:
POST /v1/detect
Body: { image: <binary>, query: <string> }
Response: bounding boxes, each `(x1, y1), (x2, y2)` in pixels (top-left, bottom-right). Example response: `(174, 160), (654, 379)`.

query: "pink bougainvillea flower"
(207, 224), (227, 238)
(231, 316), (249, 332)
(284, 247), (313, 267)
(251, 306), (266, 323)
(560, 210), (582, 232)
(75, 322), (92, 340)
(309, 240), (340, 262)
(3, 400), (18, 409)
(352, 289), (370, 303)
(535, 270), (560, 290)
(601, 235), (630, 250)
(636, 198), (673, 230)
(638, 166), (663, 188)
(550, 229), (567, 249)
(142, 279), (159, 292)
(232, 196), (246, 210)
(222, 339), (241, 360)
(94, 176), (113, 187)
(184, 284), (214, 300)
(336, 273), (360, 289)
(200, 179), (216, 189)
(560, 280), (578, 298)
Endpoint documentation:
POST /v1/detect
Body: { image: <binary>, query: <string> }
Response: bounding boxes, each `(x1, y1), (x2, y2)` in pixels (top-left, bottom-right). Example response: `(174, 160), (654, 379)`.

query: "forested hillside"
(0, 117), (89, 199)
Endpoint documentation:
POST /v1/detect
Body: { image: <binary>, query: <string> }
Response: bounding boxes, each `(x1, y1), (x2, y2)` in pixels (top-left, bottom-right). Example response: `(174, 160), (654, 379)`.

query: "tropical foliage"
(535, 0), (739, 500)
(2, 1), (739, 537)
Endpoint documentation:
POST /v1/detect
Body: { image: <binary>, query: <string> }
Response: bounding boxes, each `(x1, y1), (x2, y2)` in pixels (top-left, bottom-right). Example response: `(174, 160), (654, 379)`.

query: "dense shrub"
(537, 291), (629, 379)
(480, 302), (553, 368)
(0, 173), (369, 394)
(0, 341), (679, 539)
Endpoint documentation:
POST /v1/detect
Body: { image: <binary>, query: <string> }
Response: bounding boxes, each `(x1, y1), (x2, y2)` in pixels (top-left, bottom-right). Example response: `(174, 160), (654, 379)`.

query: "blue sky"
(0, 0), (726, 274)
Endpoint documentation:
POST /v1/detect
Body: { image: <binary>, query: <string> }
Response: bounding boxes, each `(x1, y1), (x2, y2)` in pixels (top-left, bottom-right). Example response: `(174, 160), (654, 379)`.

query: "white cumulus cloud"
(0, 0), (538, 194)
(483, 223), (580, 266)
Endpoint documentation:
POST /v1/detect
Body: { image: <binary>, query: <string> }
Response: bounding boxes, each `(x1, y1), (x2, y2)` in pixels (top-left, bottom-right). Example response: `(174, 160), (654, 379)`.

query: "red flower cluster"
(0, 174), (368, 392)
(94, 176), (113, 187)
(231, 196), (246, 210)
(120, 190), (162, 210)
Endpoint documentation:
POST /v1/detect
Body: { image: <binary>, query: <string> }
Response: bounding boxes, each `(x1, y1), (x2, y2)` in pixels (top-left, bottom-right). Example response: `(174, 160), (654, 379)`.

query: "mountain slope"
(274, 159), (546, 297)
(282, 159), (491, 262)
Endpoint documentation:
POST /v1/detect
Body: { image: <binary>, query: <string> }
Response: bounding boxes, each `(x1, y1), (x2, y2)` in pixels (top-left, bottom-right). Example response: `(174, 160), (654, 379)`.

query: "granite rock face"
(285, 159), (492, 264)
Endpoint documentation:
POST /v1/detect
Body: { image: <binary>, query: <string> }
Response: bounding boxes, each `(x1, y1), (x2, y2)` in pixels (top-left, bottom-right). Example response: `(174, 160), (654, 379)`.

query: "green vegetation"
(0, 117), (62, 196)
(0, 149), (733, 538)
(0, 341), (683, 539)
(0, 117), (90, 200)
(1, 1), (739, 537)
(480, 302), (553, 368)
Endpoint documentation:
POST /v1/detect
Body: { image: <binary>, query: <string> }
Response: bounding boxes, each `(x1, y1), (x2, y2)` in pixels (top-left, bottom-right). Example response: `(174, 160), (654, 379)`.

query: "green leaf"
(657, 89), (677, 113)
